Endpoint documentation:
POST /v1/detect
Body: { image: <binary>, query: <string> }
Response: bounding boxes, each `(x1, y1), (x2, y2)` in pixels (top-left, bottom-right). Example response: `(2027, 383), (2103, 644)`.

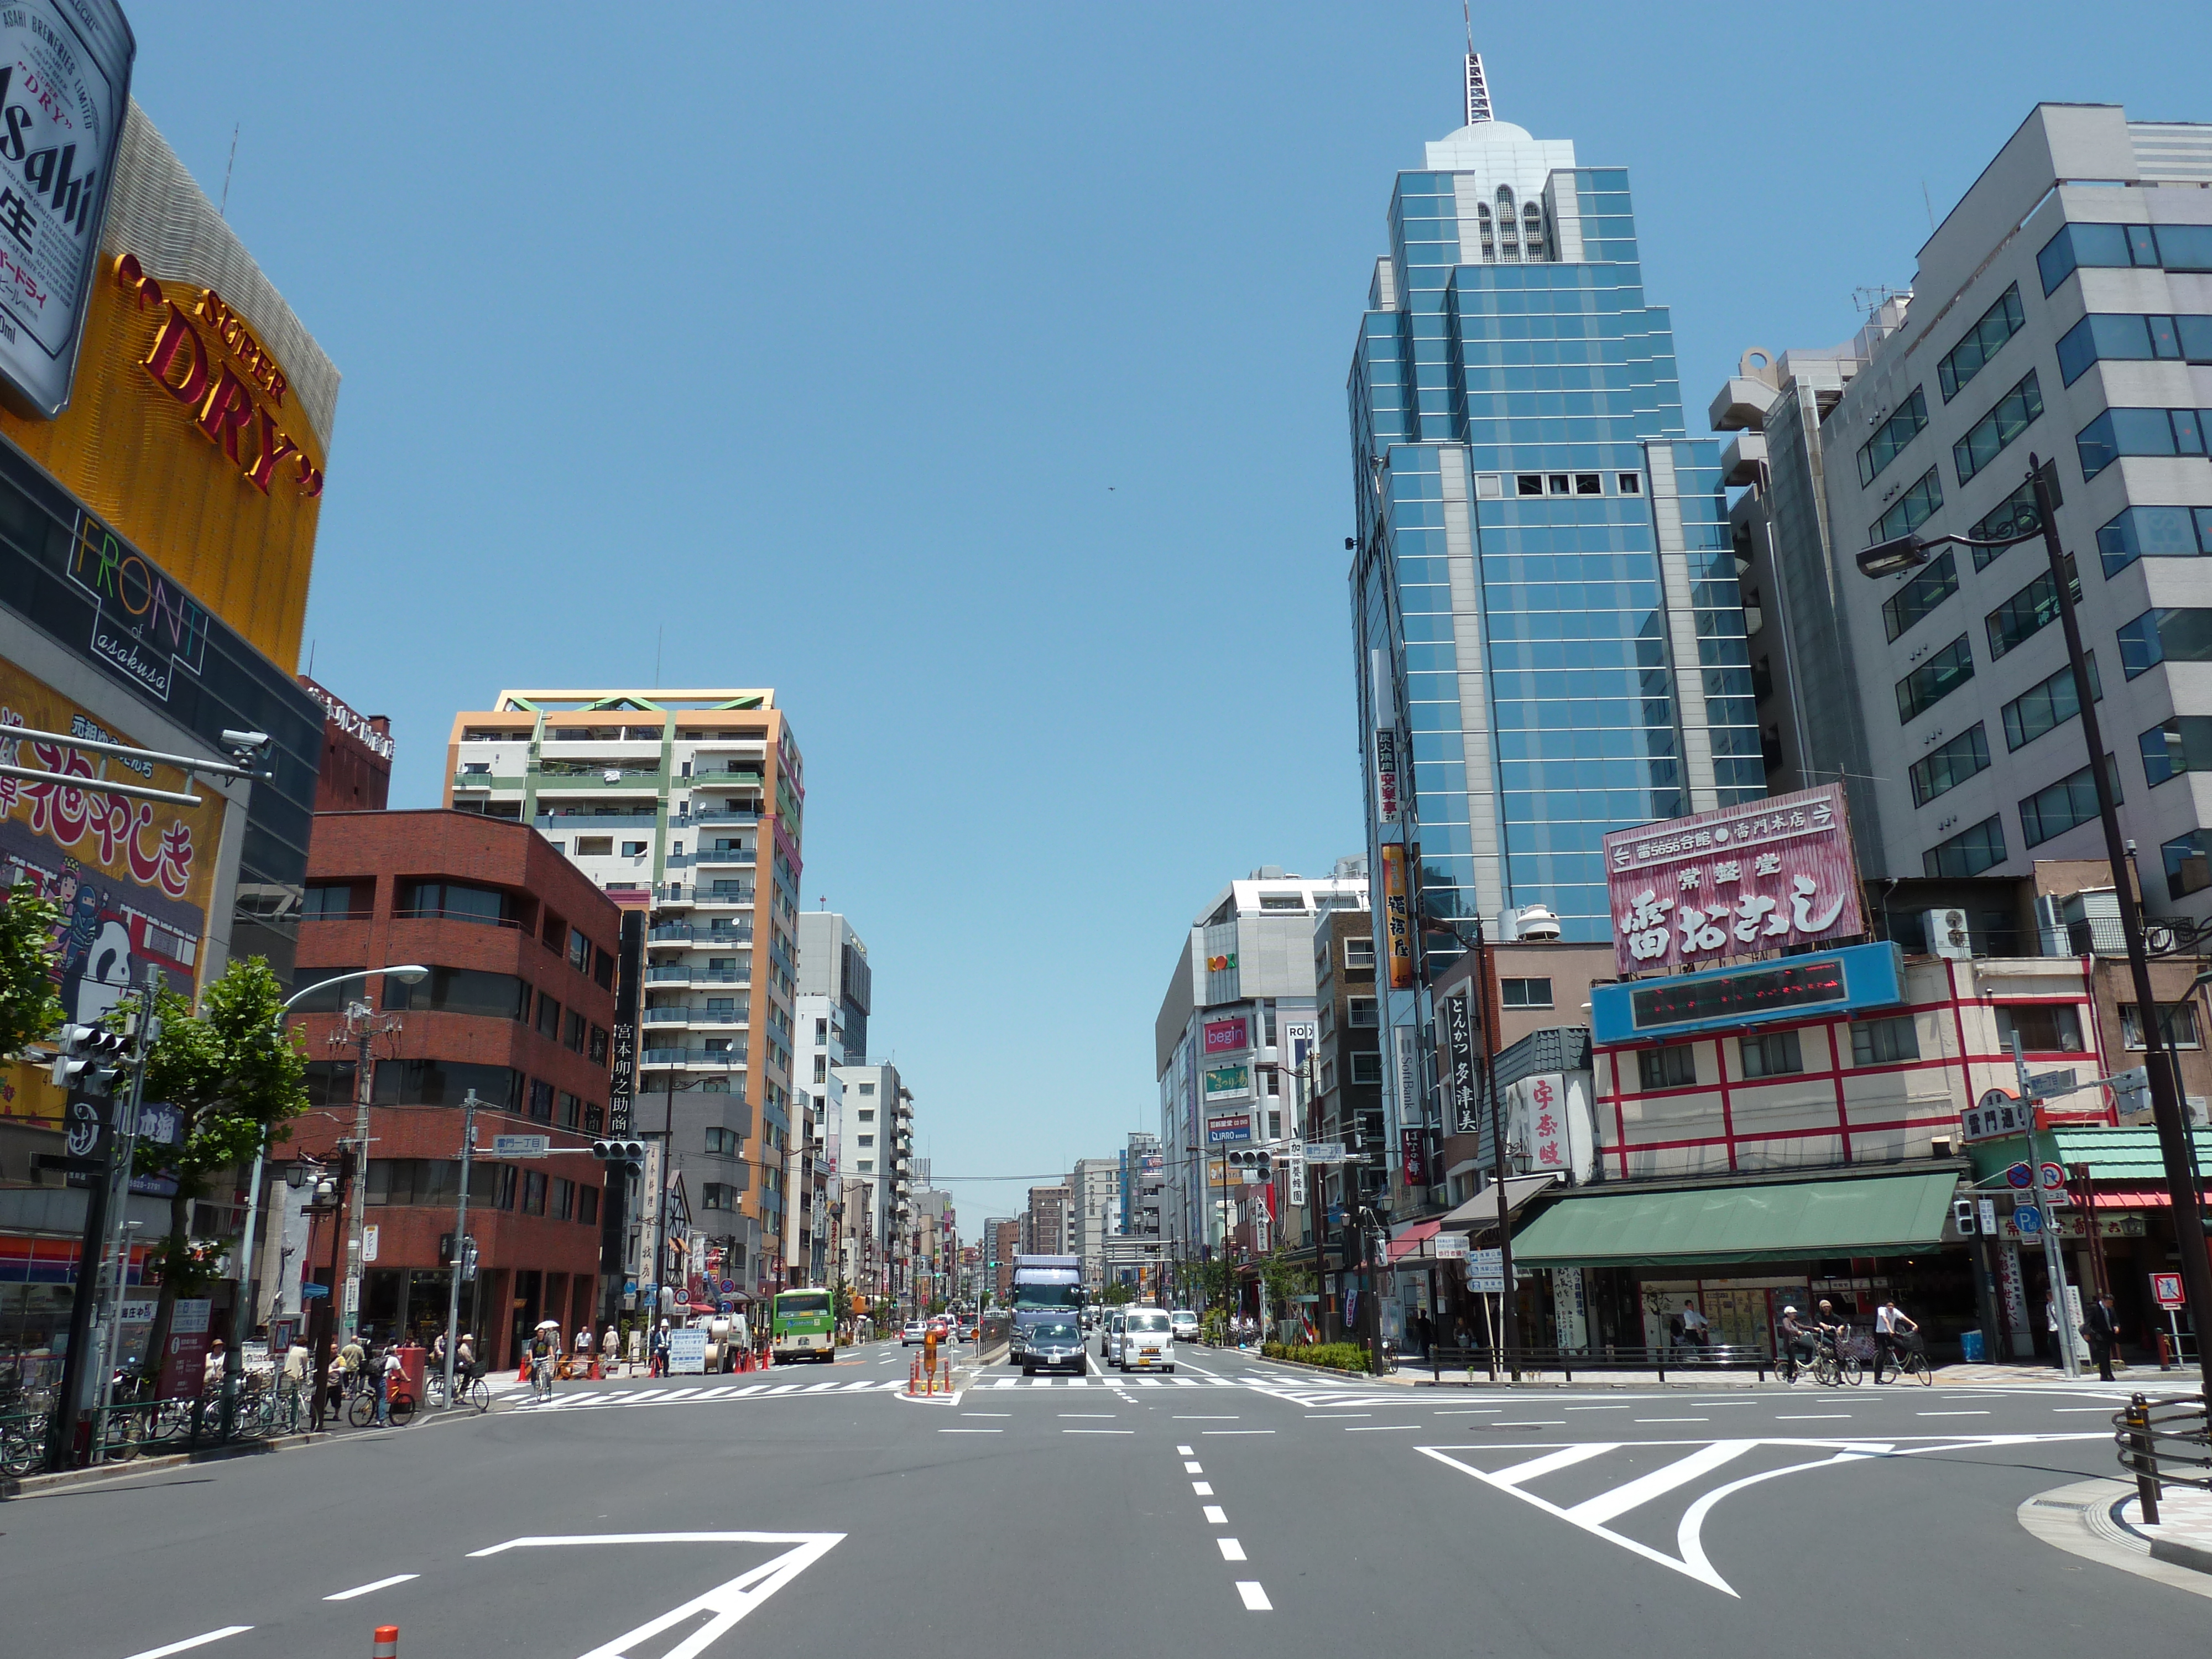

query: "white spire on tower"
(1462, 3), (1491, 126)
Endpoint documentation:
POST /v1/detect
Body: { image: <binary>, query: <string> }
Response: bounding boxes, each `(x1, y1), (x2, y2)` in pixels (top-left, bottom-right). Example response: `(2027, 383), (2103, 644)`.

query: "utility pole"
(333, 997), (400, 1342)
(94, 961), (159, 1444)
(307, 1147), (353, 1432)
(442, 1090), (479, 1408)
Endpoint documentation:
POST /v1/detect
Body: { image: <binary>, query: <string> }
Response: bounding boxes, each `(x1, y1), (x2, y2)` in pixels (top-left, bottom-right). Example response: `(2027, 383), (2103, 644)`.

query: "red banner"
(1400, 1127), (1427, 1187)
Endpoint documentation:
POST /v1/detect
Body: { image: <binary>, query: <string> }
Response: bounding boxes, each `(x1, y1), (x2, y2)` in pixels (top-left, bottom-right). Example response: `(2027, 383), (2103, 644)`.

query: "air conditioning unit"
(1923, 907), (1972, 961)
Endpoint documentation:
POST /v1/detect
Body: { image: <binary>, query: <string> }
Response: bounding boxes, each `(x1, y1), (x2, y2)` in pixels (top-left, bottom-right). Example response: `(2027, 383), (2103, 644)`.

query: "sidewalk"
(1286, 1354), (2177, 1390)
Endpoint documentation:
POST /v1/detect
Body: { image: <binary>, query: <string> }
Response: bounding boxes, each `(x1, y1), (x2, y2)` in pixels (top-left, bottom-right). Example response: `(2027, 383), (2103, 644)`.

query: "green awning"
(1511, 1172), (1961, 1269)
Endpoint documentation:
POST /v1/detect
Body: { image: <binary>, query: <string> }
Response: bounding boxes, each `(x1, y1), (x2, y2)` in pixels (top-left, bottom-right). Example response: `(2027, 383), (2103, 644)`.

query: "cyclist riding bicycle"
(1777, 1305), (1818, 1371)
(529, 1327), (556, 1401)
(1814, 1298), (1853, 1367)
(1872, 1296), (1921, 1383)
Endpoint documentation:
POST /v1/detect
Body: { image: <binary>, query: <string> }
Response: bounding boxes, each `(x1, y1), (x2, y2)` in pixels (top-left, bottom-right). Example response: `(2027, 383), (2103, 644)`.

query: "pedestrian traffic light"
(50, 1022), (127, 1095)
(593, 1138), (647, 1173)
(1952, 1197), (1978, 1236)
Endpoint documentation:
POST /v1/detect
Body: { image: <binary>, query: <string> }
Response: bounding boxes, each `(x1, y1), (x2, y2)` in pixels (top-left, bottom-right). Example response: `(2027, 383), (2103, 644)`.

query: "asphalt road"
(4, 1339), (2203, 1659)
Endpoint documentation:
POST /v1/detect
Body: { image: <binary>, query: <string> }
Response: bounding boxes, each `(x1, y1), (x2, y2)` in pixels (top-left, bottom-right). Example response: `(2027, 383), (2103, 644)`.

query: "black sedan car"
(1021, 1318), (1087, 1376)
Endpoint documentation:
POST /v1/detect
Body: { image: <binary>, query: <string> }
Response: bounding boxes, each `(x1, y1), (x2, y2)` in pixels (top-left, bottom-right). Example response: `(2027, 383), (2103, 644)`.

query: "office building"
(1070, 1157), (1120, 1288)
(1022, 1183), (1072, 1258)
(833, 1061), (910, 1302)
(1345, 53), (1759, 1207)
(445, 690), (804, 1299)
(290, 810), (619, 1368)
(1118, 1132), (1162, 1241)
(1155, 864), (1369, 1255)
(795, 911), (872, 1288)
(1721, 104), (2212, 916)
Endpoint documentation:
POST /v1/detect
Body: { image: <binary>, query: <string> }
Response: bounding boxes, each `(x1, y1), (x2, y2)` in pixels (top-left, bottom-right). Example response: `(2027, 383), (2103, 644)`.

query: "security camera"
(222, 729), (272, 753)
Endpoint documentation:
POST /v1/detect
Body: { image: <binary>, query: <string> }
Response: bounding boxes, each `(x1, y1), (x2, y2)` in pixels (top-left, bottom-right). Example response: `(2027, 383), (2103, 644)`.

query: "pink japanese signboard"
(1202, 1016), (1249, 1055)
(1603, 783), (1864, 977)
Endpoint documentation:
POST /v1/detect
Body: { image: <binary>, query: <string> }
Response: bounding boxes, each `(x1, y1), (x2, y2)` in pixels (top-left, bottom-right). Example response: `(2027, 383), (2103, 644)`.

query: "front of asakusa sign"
(0, 0), (131, 418)
(1603, 783), (1864, 977)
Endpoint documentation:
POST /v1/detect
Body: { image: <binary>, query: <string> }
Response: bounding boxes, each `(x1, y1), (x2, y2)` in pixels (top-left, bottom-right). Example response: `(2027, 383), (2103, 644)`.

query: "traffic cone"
(372, 1627), (399, 1657)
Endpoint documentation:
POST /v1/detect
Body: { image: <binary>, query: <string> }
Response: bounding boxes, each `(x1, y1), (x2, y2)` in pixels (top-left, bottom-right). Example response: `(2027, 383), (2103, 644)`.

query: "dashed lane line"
(121, 1631), (253, 1659)
(1237, 1582), (1273, 1611)
(1203, 1505), (1228, 1523)
(1218, 1538), (1248, 1561)
(325, 1573), (419, 1600)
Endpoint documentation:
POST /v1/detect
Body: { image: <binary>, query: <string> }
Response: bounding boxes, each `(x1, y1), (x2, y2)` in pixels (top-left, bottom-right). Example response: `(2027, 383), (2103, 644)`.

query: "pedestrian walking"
(603, 1323), (622, 1377)
(1872, 1296), (1919, 1383)
(2083, 1292), (2121, 1382)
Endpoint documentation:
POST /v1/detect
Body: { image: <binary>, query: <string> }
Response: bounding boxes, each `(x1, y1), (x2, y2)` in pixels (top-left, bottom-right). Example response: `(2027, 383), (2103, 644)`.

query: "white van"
(1115, 1307), (1175, 1373)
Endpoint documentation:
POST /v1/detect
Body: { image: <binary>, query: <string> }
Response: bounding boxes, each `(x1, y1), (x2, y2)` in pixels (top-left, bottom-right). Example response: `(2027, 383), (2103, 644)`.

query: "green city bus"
(771, 1288), (836, 1364)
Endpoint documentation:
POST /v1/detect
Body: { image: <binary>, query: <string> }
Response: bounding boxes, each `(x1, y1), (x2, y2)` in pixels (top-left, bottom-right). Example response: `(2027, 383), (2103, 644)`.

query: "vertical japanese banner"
(1400, 1126), (1427, 1188)
(1374, 726), (1400, 821)
(1445, 990), (1479, 1134)
(1603, 783), (1864, 977)
(1381, 843), (1415, 989)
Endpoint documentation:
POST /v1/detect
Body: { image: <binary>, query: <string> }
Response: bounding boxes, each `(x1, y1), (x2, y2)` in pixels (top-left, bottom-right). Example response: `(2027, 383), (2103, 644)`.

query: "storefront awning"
(1510, 1171), (1961, 1270)
(1387, 1220), (1442, 1264)
(1440, 1175), (1556, 1234)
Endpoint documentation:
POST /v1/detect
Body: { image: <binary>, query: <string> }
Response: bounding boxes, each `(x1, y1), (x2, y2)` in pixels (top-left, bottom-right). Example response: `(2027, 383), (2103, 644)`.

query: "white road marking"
(1564, 1441), (1753, 1527)
(1918, 1411), (1990, 1417)
(1776, 1414), (1851, 1421)
(658, 1387), (703, 1401)
(1492, 1420), (1567, 1427)
(939, 1428), (1000, 1433)
(2052, 1407), (2112, 1413)
(1204, 1430), (1275, 1434)
(1307, 1412), (1369, 1418)
(1237, 1582), (1272, 1611)
(962, 1412), (1009, 1418)
(121, 1629), (253, 1659)
(1184, 1460), (1204, 1473)
(1487, 1443), (1616, 1486)
(325, 1573), (419, 1600)
(1192, 1480), (1214, 1495)
(1066, 1428), (1133, 1434)
(1635, 1418), (1710, 1424)
(1345, 1425), (1420, 1432)
(1203, 1505), (1228, 1523)
(1218, 1538), (1247, 1561)
(1566, 1405), (1627, 1411)
(468, 1531), (843, 1659)
(1176, 1415), (1238, 1420)
(1176, 1443), (1194, 1453)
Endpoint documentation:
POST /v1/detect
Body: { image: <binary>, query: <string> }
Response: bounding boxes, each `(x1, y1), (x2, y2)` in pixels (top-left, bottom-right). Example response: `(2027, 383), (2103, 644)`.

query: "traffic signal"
(593, 1138), (647, 1173)
(1227, 1149), (1273, 1182)
(50, 1022), (127, 1095)
(1952, 1197), (1978, 1236)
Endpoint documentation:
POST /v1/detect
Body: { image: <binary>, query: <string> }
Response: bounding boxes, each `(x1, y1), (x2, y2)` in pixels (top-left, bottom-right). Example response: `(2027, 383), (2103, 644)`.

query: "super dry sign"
(112, 253), (324, 500)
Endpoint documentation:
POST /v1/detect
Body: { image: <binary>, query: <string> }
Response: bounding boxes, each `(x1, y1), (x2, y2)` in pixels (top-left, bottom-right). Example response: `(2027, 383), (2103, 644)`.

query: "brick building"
(291, 810), (619, 1369)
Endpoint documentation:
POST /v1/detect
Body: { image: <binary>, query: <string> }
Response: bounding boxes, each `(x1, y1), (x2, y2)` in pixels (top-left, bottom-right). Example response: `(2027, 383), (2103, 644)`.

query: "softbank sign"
(1202, 1016), (1248, 1055)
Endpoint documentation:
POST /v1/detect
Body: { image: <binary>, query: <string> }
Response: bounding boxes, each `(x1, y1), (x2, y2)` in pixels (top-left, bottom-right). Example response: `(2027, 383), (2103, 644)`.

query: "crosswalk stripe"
(658, 1387), (703, 1401)
(1488, 1443), (1617, 1487)
(1564, 1441), (1754, 1526)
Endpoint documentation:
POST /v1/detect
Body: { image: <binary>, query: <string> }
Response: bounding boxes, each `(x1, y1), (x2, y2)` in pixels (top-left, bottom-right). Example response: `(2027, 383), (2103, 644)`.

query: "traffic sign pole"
(2012, 1035), (2080, 1378)
(442, 1089), (478, 1410)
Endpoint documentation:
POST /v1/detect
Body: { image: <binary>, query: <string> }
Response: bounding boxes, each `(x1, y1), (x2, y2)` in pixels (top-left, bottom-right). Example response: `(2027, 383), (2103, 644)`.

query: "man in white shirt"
(1677, 1300), (1709, 1348)
(1872, 1296), (1919, 1383)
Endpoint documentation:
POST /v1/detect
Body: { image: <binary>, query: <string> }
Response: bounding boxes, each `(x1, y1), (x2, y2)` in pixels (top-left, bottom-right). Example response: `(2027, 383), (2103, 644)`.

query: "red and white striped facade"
(1593, 955), (2117, 1180)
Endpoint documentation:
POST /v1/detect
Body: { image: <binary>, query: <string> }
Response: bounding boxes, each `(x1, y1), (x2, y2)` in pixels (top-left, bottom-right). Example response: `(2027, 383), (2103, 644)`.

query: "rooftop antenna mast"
(1462, 5), (1491, 127)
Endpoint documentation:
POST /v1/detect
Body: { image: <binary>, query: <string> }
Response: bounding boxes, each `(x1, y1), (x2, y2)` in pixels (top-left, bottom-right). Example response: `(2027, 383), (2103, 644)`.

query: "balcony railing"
(641, 1046), (749, 1068)
(684, 808), (759, 826)
(646, 966), (693, 983)
(538, 811), (661, 831)
(660, 885), (756, 907)
(643, 1007), (691, 1025)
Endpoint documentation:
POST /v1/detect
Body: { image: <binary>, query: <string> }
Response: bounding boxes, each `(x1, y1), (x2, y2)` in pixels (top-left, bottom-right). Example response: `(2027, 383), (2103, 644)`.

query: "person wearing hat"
(650, 1318), (671, 1378)
(1777, 1305), (1817, 1372)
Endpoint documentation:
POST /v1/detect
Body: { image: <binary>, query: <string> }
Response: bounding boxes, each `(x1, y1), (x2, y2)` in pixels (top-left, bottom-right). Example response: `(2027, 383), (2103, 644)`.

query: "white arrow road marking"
(467, 1531), (842, 1659)
(1420, 1434), (2106, 1598)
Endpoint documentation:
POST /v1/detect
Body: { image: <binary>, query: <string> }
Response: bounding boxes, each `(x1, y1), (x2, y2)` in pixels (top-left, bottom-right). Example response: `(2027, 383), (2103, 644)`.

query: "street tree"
(133, 957), (309, 1373)
(0, 880), (64, 1060)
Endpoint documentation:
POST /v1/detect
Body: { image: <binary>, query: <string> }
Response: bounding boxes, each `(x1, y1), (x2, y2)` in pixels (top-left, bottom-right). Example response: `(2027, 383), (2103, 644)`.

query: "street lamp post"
(1859, 456), (2212, 1396)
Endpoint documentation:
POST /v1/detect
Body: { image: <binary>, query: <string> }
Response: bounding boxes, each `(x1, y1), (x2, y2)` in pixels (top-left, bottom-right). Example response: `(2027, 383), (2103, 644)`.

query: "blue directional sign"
(2015, 1204), (2043, 1235)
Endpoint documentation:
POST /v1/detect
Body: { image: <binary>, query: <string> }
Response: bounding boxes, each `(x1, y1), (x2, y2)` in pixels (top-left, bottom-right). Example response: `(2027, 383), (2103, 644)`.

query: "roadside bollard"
(909, 1354), (920, 1395)
(2125, 1393), (2161, 1526)
(372, 1626), (399, 1658)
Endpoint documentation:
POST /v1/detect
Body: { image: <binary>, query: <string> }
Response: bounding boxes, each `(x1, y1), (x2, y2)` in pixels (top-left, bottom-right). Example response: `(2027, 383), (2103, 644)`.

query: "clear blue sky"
(131, 3), (2206, 1227)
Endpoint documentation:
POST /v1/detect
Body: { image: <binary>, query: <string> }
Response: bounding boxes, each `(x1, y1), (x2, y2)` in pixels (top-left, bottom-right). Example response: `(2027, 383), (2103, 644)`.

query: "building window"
(578, 1186), (598, 1225)
(1870, 467), (1943, 546)
(1616, 473), (1642, 495)
(536, 994), (560, 1039)
(2021, 759), (2120, 848)
(397, 879), (513, 926)
(575, 837), (613, 856)
(523, 1170), (547, 1215)
(1938, 283), (2025, 401)
(302, 883), (362, 920)
(383, 966), (533, 1020)
(2097, 504), (2212, 577)
(857, 1134), (875, 1148)
(813, 1054), (827, 1083)
(1985, 556), (2078, 661)
(589, 1024), (609, 1063)
(1347, 997), (1379, 1028)
(1924, 815), (2007, 878)
(702, 1183), (735, 1211)
(2056, 312), (2210, 385)
(1896, 634), (1975, 722)
(1344, 937), (1375, 969)
(564, 1009), (586, 1053)
(1953, 371), (2043, 486)
(857, 1160), (873, 1173)
(1850, 1015), (1921, 1066)
(2141, 716), (2212, 786)
(621, 840), (648, 857)
(1859, 385), (1928, 485)
(2077, 406), (2212, 479)
(2121, 1002), (2203, 1050)
(494, 1165), (518, 1211)
(1996, 1003), (2085, 1055)
(1738, 1029), (1804, 1079)
(1516, 473), (1544, 497)
(1573, 473), (1601, 495)
(2120, 608), (2212, 680)
(1910, 724), (1991, 806)
(559, 1092), (581, 1129)
(1881, 548), (1958, 641)
(1500, 977), (1553, 1008)
(2039, 221), (2212, 293)
(1637, 1044), (1696, 1090)
(552, 1177), (575, 1222)
(2166, 831), (2211, 899)
(858, 1082), (875, 1095)
(705, 1126), (738, 1156)
(1349, 1052), (1383, 1084)
(528, 1078), (555, 1123)
(857, 1109), (874, 1122)
(2003, 654), (2100, 751)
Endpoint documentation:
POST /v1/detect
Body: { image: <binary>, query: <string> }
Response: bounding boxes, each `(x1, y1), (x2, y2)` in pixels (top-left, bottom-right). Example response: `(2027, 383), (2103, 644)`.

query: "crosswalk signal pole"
(442, 1090), (479, 1410)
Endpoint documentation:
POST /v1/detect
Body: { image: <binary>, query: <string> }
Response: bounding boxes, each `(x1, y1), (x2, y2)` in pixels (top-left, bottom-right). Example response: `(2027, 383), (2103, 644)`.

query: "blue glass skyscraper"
(1350, 58), (1761, 1198)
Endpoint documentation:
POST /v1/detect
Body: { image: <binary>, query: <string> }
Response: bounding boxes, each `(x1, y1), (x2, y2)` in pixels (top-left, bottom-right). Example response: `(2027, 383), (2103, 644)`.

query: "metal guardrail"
(1427, 1343), (1771, 1383)
(2115, 1390), (2210, 1526)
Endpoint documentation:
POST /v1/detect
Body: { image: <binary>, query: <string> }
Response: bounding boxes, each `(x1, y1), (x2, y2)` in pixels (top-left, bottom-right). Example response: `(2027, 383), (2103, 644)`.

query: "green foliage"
(1261, 1340), (1374, 1375)
(1258, 1250), (1315, 1313)
(1098, 1282), (1134, 1306)
(0, 880), (64, 1061)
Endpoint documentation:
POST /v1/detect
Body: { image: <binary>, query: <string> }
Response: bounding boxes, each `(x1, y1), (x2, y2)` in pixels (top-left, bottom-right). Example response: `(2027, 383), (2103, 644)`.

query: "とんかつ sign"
(1603, 784), (1863, 977)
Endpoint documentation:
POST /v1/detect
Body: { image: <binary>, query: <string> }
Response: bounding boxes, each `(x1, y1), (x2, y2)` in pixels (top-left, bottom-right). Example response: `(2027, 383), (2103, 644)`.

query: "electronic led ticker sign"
(1590, 941), (1906, 1045)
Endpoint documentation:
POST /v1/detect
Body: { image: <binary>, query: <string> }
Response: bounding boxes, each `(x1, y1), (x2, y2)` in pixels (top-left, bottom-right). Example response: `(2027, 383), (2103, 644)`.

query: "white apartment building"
(1070, 1157), (1120, 1288)
(832, 1061), (911, 1301)
(1154, 862), (1370, 1253)
(1721, 105), (2212, 927)
(444, 689), (806, 1298)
